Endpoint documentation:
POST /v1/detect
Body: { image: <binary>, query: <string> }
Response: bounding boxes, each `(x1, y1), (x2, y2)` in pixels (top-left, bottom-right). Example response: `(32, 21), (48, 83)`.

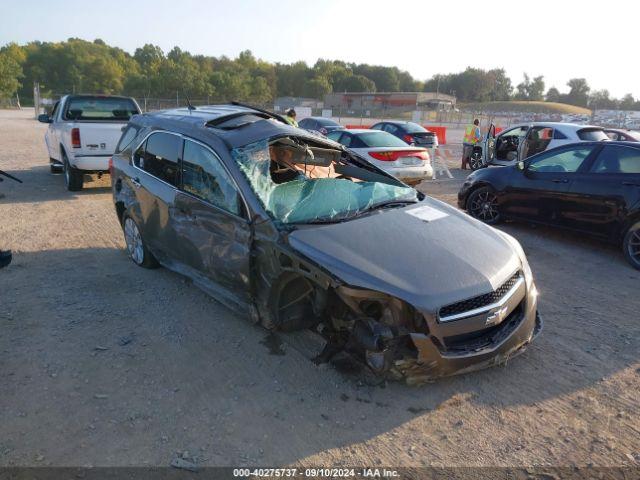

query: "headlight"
(498, 231), (534, 287)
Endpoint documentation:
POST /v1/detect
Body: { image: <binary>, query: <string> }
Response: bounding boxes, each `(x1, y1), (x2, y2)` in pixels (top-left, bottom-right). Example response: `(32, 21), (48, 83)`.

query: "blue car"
(371, 121), (438, 148)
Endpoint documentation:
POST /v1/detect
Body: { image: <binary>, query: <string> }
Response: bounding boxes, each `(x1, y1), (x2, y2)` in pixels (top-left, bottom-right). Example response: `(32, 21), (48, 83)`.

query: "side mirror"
(38, 114), (52, 124)
(517, 161), (525, 171)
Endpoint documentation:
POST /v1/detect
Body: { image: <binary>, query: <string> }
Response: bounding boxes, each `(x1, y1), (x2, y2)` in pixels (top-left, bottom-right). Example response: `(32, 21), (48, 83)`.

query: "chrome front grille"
(438, 271), (523, 322)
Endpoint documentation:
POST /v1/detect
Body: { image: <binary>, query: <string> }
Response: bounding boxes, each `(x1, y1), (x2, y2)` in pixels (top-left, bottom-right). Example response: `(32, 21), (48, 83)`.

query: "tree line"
(1, 38), (639, 110)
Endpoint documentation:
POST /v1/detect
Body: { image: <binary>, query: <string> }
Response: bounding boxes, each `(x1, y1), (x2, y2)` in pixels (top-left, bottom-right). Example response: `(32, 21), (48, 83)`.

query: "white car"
(326, 129), (433, 185)
(469, 122), (609, 170)
(39, 94), (141, 191)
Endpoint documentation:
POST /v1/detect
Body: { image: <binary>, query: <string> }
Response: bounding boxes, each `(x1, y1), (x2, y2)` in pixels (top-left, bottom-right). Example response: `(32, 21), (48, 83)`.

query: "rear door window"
(136, 132), (181, 186)
(590, 146), (640, 174)
(181, 140), (241, 215)
(553, 129), (568, 139)
(116, 125), (140, 154)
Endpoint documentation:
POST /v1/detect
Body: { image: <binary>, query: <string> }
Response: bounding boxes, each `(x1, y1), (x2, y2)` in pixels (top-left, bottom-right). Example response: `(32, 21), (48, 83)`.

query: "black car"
(370, 121), (438, 148)
(458, 141), (640, 269)
(110, 103), (540, 382)
(297, 116), (345, 136)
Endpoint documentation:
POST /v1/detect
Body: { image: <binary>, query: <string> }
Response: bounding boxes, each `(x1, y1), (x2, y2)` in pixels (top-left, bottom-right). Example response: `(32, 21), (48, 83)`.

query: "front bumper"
(69, 154), (111, 172)
(393, 283), (540, 384)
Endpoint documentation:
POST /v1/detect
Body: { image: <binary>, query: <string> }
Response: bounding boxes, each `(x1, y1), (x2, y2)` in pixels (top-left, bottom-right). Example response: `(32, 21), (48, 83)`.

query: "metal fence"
(32, 85), (636, 135)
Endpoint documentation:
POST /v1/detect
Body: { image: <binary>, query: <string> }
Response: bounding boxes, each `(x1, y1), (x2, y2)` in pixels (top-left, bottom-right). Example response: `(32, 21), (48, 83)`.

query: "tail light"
(71, 128), (81, 148)
(108, 157), (113, 175)
(403, 134), (415, 144)
(368, 150), (429, 162)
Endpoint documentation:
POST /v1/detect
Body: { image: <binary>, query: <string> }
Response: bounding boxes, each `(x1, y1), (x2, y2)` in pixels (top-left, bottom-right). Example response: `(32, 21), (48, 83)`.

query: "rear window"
(577, 128), (608, 141)
(356, 131), (410, 148)
(63, 96), (139, 121)
(316, 118), (340, 127)
(403, 122), (428, 133)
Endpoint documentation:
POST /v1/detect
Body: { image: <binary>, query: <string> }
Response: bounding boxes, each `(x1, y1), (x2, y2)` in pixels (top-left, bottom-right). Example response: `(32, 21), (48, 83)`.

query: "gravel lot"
(1, 109), (639, 469)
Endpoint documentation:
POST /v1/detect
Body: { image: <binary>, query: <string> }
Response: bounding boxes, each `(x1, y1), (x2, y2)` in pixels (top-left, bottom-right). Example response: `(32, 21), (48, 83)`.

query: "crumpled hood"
(288, 197), (521, 314)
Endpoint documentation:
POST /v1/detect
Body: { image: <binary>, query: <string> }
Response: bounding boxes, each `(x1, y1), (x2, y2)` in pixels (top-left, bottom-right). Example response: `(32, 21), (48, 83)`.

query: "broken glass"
(232, 138), (417, 224)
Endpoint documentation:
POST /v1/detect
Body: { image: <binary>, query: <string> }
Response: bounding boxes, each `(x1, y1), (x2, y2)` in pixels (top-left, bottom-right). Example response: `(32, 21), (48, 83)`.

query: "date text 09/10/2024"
(232, 468), (400, 478)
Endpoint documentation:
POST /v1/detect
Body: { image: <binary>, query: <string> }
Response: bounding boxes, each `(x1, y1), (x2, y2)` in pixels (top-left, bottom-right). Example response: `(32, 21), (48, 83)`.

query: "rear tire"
(622, 221), (640, 270)
(62, 151), (84, 191)
(122, 214), (159, 269)
(466, 186), (502, 224)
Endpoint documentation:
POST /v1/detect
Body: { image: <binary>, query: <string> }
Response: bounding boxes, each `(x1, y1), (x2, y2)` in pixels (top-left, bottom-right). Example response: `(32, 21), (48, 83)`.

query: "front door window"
(181, 140), (241, 215)
(528, 146), (594, 173)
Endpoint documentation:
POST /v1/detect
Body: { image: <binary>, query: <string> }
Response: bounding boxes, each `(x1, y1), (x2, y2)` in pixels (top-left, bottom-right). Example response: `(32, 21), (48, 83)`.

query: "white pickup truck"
(38, 95), (141, 191)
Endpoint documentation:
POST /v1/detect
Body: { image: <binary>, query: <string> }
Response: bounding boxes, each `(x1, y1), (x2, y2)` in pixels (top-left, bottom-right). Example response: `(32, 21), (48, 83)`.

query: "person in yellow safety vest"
(284, 108), (299, 127)
(461, 118), (482, 170)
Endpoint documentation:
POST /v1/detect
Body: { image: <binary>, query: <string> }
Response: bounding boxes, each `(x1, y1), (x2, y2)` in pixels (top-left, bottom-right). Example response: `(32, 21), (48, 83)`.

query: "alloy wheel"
(469, 153), (484, 170)
(627, 228), (640, 266)
(124, 218), (144, 265)
(469, 189), (500, 223)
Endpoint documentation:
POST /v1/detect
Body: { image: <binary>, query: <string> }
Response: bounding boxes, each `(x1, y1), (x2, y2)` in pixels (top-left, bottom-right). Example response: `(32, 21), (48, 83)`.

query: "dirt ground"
(1, 108), (639, 469)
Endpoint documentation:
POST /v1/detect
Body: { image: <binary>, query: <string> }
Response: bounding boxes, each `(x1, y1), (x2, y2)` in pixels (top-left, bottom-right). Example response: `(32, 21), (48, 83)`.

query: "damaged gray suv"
(111, 103), (541, 383)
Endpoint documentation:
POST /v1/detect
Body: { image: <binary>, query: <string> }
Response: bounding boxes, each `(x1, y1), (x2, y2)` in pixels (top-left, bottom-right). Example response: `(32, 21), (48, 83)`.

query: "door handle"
(551, 178), (568, 183)
(131, 177), (141, 188)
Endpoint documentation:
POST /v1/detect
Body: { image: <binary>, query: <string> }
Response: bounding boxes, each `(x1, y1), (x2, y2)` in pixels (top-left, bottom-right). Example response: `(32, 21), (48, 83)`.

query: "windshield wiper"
(361, 199), (417, 213)
(287, 199), (417, 226)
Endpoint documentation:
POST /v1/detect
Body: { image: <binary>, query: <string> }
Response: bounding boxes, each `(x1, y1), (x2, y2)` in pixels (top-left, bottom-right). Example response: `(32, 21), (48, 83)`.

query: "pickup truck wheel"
(622, 221), (640, 270)
(62, 152), (84, 191)
(123, 215), (159, 269)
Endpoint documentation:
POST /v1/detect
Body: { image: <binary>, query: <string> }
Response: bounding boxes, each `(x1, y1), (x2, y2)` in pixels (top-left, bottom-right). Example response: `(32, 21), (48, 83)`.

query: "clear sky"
(2, 0), (637, 98)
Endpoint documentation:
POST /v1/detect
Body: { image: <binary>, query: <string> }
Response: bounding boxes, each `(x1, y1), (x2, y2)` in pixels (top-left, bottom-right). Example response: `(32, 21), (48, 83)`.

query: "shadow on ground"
(0, 165), (111, 204)
(0, 243), (638, 465)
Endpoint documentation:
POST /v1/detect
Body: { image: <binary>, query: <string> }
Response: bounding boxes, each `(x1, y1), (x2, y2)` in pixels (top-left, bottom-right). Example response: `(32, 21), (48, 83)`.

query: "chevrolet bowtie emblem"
(486, 305), (509, 325)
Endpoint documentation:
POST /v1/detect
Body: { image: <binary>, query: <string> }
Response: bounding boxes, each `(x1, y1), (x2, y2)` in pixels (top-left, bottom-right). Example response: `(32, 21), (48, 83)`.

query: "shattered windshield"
(232, 138), (418, 225)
